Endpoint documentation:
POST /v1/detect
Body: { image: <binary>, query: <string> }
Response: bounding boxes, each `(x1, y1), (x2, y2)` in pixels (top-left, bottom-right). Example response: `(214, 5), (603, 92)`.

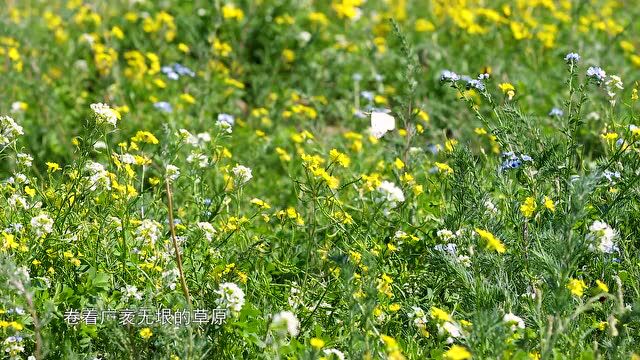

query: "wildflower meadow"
(2, 0), (640, 359)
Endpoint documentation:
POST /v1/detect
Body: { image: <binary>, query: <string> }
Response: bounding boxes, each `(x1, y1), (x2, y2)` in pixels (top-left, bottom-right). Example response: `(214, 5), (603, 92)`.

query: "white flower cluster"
(216, 113), (235, 133)
(30, 213), (54, 237)
(215, 282), (245, 313)
(122, 285), (143, 301)
(270, 310), (300, 337)
(587, 220), (618, 254)
(376, 181), (405, 212)
(503, 312), (526, 331)
(409, 306), (428, 329)
(90, 103), (120, 127)
(232, 164), (253, 185)
(135, 219), (163, 246)
(438, 320), (462, 342)
(85, 161), (111, 191)
(0, 115), (24, 146)
(605, 75), (624, 106)
(165, 164), (180, 181)
(197, 222), (217, 241)
(3, 335), (25, 357)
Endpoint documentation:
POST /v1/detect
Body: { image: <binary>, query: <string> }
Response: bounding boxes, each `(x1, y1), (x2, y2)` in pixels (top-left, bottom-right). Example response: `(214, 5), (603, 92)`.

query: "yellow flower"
(520, 197), (537, 218)
(139, 327), (153, 339)
(46, 162), (61, 172)
(222, 4), (244, 21)
(24, 186), (36, 197)
(2, 232), (19, 251)
(282, 49), (295, 63)
(415, 18), (435, 32)
(475, 228), (506, 253)
(111, 26), (124, 39)
(180, 93), (196, 104)
(601, 132), (618, 141)
(596, 280), (609, 293)
(543, 196), (555, 212)
(329, 149), (351, 167)
(310, 337), (325, 349)
(250, 198), (271, 209)
(444, 345), (472, 360)
(430, 306), (451, 322)
(178, 43), (190, 53)
(393, 158), (405, 170)
(434, 162), (454, 175)
(131, 131), (159, 144)
(388, 303), (401, 312)
(567, 278), (586, 297)
(499, 83), (516, 100)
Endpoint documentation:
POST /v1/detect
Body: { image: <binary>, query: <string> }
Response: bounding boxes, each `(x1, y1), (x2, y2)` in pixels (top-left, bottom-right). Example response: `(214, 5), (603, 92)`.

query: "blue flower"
(587, 66), (606, 83)
(173, 63), (195, 77)
(360, 91), (374, 102)
(564, 52), (580, 64)
(440, 70), (460, 82)
(153, 101), (173, 113)
(548, 107), (564, 117)
(466, 79), (485, 91)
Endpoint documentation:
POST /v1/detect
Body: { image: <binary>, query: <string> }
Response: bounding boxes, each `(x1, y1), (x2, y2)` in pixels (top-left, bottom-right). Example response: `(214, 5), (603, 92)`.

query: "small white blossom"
(0, 115), (24, 146)
(232, 164), (253, 184)
(165, 164), (180, 181)
(270, 310), (300, 337)
(503, 313), (526, 331)
(215, 282), (245, 313)
(90, 103), (120, 127)
(30, 213), (54, 237)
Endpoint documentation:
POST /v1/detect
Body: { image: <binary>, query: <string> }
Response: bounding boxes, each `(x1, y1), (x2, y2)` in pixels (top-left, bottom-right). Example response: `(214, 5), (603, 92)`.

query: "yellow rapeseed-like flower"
(520, 197), (537, 218)
(444, 345), (472, 360)
(567, 278), (586, 297)
(499, 83), (516, 100)
(475, 228), (506, 253)
(596, 280), (609, 293)
(139, 327), (153, 339)
(310, 337), (325, 349)
(543, 196), (555, 212)
(46, 162), (61, 172)
(430, 306), (451, 322)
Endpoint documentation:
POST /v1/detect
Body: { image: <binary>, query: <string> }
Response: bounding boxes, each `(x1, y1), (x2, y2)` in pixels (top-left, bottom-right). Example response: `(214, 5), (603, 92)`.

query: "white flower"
(85, 161), (111, 191)
(0, 115), (24, 146)
(187, 152), (209, 168)
(270, 310), (300, 337)
(197, 222), (217, 241)
(587, 220), (618, 254)
(122, 285), (143, 301)
(376, 181), (405, 210)
(323, 349), (345, 360)
(232, 164), (253, 184)
(215, 282), (245, 313)
(16, 153), (33, 167)
(370, 111), (395, 139)
(11, 101), (27, 113)
(8, 194), (28, 209)
(90, 103), (120, 127)
(217, 114), (235, 133)
(135, 219), (162, 246)
(30, 213), (54, 237)
(439, 321), (461, 338)
(503, 312), (525, 331)
(165, 164), (180, 181)
(437, 229), (455, 241)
